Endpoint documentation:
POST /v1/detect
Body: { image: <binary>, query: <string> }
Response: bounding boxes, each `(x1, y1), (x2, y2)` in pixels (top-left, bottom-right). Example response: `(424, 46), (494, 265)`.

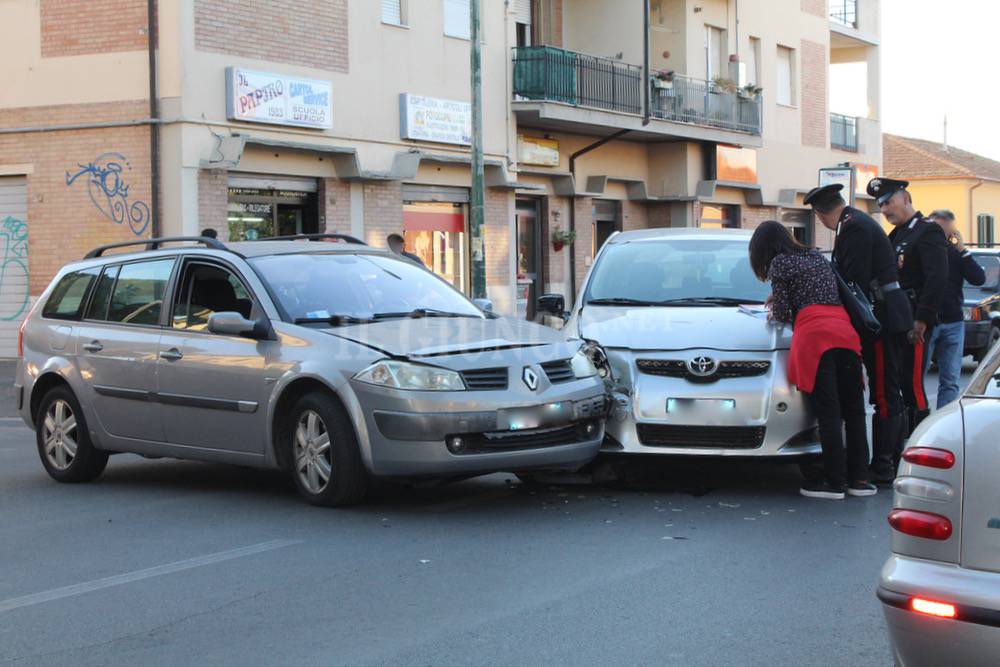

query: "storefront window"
(780, 208), (813, 246)
(402, 201), (468, 292)
(700, 204), (737, 229)
(227, 185), (317, 241)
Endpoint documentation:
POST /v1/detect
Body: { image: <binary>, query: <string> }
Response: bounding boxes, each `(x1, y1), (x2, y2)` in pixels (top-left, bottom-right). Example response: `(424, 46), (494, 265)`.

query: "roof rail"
(84, 236), (228, 259)
(256, 233), (367, 245)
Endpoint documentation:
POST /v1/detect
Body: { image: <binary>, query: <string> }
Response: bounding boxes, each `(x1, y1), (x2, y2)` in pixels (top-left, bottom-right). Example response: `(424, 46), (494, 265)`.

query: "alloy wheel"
(294, 410), (333, 494)
(43, 399), (78, 471)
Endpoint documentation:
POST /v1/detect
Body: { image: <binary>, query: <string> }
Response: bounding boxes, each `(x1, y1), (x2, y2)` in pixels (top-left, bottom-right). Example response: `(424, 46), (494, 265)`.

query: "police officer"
(804, 183), (909, 484)
(868, 177), (949, 435)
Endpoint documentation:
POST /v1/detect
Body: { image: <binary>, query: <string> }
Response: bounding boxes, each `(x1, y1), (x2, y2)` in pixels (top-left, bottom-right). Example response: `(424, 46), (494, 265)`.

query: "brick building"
(0, 0), (882, 355)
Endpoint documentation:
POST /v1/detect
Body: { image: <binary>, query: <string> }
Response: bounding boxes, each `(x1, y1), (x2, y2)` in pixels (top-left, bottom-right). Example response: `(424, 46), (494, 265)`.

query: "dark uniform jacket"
(888, 212), (950, 325)
(940, 245), (986, 323)
(832, 206), (899, 296)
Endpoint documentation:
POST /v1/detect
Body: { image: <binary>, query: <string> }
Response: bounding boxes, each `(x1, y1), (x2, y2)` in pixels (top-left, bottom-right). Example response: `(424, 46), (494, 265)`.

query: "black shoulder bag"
(830, 261), (882, 337)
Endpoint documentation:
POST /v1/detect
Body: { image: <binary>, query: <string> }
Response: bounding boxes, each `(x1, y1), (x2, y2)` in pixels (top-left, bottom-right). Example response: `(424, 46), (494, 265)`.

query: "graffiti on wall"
(65, 153), (150, 236)
(0, 216), (29, 322)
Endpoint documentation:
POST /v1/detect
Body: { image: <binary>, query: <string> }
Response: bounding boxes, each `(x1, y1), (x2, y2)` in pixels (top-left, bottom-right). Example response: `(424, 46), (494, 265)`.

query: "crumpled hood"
(577, 306), (791, 351)
(326, 315), (568, 357)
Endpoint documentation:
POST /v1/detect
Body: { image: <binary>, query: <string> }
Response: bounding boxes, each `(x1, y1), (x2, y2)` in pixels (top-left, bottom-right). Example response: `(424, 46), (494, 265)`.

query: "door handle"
(159, 348), (183, 361)
(82, 341), (103, 352)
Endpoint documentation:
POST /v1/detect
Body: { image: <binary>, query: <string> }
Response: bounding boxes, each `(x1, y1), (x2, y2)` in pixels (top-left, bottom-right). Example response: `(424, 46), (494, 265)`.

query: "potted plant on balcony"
(652, 69), (674, 89)
(739, 83), (763, 99)
(551, 227), (576, 253)
(710, 76), (738, 95)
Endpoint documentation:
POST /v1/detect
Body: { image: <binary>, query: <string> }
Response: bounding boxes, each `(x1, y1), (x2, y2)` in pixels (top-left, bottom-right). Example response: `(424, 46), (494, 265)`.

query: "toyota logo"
(686, 356), (718, 377)
(522, 367), (540, 391)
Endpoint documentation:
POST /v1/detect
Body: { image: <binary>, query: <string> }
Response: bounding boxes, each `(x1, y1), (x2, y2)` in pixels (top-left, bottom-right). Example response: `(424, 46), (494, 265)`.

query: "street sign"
(818, 166), (855, 207)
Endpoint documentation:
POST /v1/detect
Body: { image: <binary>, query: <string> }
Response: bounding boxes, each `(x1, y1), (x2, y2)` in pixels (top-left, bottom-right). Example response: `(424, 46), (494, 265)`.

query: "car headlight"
(580, 340), (612, 380)
(354, 360), (466, 391)
(571, 348), (598, 378)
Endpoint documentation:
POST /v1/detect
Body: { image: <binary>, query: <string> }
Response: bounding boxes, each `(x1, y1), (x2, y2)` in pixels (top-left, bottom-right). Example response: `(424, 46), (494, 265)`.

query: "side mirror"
(472, 298), (494, 313)
(537, 293), (567, 319)
(207, 312), (269, 339)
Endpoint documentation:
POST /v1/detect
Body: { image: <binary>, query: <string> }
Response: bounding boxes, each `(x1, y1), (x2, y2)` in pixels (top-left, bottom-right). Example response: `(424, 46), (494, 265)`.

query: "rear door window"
(42, 268), (100, 320)
(84, 265), (120, 321)
(105, 259), (175, 326)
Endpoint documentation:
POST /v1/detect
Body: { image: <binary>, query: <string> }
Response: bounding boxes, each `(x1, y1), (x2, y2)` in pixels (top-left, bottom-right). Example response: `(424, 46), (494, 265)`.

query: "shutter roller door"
(514, 0), (531, 24)
(0, 177), (29, 358)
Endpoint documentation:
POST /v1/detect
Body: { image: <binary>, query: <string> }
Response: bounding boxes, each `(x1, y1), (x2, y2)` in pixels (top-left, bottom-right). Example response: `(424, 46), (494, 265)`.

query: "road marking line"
(0, 539), (301, 614)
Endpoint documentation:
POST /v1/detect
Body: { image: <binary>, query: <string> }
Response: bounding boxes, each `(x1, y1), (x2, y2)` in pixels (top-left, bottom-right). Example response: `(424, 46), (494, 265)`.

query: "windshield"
(584, 238), (769, 305)
(251, 253), (484, 322)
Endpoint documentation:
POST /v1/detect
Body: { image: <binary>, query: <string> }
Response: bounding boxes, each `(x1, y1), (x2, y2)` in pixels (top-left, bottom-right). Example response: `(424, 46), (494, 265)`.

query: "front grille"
(460, 367), (508, 390)
(636, 424), (766, 449)
(636, 359), (771, 383)
(541, 359), (575, 384)
(456, 422), (597, 453)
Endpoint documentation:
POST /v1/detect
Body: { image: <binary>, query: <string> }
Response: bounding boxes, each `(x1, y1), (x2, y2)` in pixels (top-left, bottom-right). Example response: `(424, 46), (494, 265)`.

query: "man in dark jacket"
(926, 209), (986, 408)
(869, 178), (949, 434)
(387, 233), (426, 267)
(805, 183), (908, 483)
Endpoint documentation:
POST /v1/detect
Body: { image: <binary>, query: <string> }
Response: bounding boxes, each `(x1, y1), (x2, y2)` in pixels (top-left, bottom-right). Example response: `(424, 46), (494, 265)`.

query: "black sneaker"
(800, 481), (846, 500)
(847, 481), (878, 497)
(871, 473), (896, 487)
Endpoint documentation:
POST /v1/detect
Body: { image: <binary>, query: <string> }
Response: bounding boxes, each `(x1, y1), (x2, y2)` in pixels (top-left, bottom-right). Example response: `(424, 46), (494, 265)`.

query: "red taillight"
(969, 308), (982, 321)
(911, 597), (957, 618)
(902, 447), (956, 469)
(888, 509), (953, 540)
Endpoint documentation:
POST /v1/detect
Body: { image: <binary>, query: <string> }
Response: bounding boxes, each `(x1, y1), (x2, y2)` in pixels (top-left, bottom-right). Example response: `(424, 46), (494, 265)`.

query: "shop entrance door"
(516, 199), (541, 320)
(227, 175), (318, 241)
(593, 199), (621, 256)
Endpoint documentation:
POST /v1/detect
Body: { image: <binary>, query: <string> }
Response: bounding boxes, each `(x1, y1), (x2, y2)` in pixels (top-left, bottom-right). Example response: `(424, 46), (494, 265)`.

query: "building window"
(978, 214), (995, 246)
(700, 204), (738, 229)
(705, 25), (726, 81)
(830, 0), (858, 28)
(514, 0), (531, 46)
(382, 0), (406, 26)
(444, 0), (471, 40)
(776, 46), (795, 106)
(743, 37), (760, 86)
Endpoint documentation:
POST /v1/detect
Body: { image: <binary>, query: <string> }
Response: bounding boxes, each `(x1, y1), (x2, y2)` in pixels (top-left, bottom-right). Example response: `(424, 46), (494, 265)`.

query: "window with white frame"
(382, 0), (406, 26)
(776, 45), (795, 106)
(444, 0), (471, 40)
(705, 25), (726, 80)
(744, 37), (761, 86)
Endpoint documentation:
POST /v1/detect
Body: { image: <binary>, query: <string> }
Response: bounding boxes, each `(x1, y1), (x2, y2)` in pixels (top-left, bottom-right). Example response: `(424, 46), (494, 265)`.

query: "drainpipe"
(970, 179), (984, 243)
(147, 0), (161, 237)
(567, 129), (632, 303)
(642, 0), (651, 125)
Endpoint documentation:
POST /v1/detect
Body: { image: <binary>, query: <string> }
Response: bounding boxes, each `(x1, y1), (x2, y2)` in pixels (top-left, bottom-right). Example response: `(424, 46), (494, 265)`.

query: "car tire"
(978, 325), (1000, 362)
(286, 392), (368, 507)
(35, 385), (108, 483)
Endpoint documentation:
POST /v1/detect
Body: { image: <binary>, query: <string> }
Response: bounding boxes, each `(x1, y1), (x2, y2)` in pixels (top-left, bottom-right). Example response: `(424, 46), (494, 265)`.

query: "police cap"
(803, 183), (844, 209)
(867, 177), (909, 206)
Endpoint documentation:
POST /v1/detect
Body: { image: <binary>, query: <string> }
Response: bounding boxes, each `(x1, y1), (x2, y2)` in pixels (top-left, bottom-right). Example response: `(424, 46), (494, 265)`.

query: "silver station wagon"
(16, 235), (608, 506)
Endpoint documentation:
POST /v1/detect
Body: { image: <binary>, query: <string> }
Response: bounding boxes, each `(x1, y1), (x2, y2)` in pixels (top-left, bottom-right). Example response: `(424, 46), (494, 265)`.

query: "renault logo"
(686, 356), (718, 377)
(522, 367), (540, 391)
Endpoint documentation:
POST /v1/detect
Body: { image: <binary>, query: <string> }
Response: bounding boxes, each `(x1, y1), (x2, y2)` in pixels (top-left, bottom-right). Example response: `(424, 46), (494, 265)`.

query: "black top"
(768, 251), (841, 324)
(940, 245), (986, 323)
(400, 250), (426, 267)
(832, 206), (899, 295)
(887, 212), (950, 325)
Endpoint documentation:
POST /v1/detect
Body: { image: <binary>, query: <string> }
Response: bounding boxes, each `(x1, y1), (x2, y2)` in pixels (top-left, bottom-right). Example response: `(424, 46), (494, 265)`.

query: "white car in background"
(538, 228), (821, 466)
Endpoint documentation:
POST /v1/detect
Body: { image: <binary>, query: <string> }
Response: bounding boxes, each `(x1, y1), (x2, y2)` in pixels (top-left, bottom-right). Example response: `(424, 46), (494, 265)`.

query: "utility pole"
(469, 0), (487, 299)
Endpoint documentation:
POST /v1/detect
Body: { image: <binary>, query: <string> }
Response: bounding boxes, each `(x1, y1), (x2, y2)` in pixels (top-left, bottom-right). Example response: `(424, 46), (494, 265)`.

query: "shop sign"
(819, 166), (855, 205)
(519, 135), (560, 167)
(399, 93), (472, 146)
(226, 67), (333, 129)
(716, 145), (758, 184)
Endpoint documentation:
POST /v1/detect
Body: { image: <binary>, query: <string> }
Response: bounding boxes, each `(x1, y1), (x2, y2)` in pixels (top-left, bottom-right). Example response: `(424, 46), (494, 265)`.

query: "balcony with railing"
(830, 113), (859, 152)
(511, 46), (762, 138)
(830, 0), (858, 28)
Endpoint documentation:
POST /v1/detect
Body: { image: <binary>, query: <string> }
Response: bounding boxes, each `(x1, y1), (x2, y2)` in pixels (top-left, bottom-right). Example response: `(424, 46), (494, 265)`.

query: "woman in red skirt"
(749, 221), (876, 500)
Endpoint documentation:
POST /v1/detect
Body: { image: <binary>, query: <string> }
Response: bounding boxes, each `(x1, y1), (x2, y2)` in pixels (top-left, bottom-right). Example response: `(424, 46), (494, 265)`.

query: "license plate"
(497, 402), (572, 431)
(666, 398), (736, 414)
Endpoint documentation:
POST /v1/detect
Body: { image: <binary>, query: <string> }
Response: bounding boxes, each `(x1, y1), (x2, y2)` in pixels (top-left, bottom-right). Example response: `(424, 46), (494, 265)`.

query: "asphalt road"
(0, 365), (972, 666)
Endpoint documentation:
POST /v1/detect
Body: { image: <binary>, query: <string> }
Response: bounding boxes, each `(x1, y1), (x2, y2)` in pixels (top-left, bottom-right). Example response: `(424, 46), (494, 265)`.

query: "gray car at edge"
(15, 236), (607, 506)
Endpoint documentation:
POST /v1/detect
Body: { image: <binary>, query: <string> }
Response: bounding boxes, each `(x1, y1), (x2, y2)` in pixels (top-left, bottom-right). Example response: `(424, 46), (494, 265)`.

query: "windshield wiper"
(371, 308), (482, 320)
(293, 314), (373, 326)
(586, 297), (661, 306)
(655, 297), (765, 306)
